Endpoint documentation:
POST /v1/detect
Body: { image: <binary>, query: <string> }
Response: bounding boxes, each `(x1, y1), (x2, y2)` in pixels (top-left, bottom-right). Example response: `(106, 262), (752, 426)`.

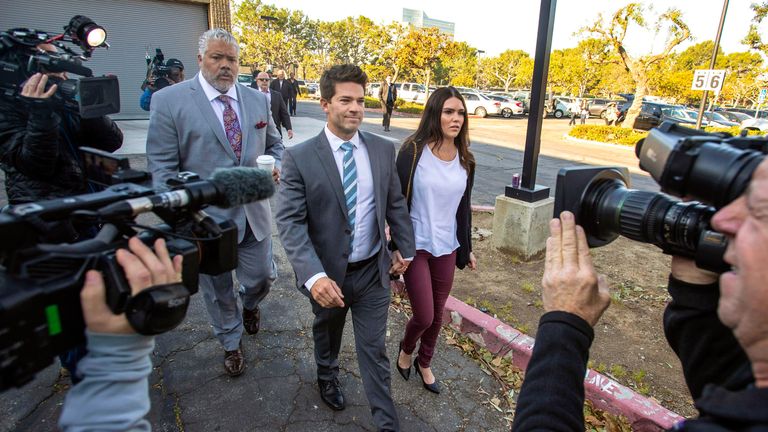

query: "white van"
(396, 82), (427, 104)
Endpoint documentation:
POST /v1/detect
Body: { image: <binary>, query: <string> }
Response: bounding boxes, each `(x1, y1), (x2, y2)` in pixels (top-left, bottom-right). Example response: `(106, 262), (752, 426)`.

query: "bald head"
(256, 72), (270, 92)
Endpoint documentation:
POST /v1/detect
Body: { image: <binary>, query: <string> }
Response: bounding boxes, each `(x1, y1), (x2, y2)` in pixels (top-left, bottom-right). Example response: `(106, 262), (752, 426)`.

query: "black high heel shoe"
(396, 341), (411, 381)
(414, 356), (441, 394)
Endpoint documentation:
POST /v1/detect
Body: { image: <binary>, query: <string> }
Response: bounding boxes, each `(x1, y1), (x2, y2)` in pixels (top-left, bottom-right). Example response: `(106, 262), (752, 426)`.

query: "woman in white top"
(391, 87), (477, 394)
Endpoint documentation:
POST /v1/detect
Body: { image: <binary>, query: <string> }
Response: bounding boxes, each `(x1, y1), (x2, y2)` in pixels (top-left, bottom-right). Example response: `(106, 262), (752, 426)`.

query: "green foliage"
(609, 364), (627, 379)
(704, 126), (767, 136)
(568, 125), (648, 146)
(521, 281), (535, 294)
(481, 50), (532, 91)
(393, 98), (406, 108)
(397, 103), (424, 114)
(364, 96), (381, 109)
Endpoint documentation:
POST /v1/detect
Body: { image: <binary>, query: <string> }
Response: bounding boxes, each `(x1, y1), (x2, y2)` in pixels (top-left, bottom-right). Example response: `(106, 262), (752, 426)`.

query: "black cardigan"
(394, 140), (475, 269)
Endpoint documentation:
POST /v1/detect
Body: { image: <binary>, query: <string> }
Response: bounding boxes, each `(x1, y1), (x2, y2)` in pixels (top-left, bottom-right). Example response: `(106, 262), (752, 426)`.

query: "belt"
(346, 254), (377, 272)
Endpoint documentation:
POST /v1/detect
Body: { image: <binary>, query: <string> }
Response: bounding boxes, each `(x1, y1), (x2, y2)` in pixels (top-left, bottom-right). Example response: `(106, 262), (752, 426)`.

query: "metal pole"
(695, 0), (729, 129)
(511, 0), (556, 202)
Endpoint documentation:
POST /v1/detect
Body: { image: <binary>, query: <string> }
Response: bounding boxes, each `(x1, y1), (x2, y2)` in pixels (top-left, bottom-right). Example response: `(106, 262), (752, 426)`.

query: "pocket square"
(256, 121), (267, 129)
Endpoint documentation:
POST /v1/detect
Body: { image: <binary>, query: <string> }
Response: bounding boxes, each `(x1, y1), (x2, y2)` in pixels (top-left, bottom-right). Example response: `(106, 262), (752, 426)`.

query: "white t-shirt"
(410, 146), (468, 257)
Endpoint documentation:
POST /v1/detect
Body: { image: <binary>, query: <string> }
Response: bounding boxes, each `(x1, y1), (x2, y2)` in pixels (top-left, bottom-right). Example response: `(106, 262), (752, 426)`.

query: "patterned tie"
(340, 141), (357, 246)
(217, 95), (242, 161)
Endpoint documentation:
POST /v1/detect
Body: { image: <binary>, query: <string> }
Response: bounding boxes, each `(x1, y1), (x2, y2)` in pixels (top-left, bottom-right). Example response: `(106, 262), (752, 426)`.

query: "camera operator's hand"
(21, 73), (57, 99)
(542, 211), (610, 327)
(670, 256), (719, 285)
(80, 238), (183, 334)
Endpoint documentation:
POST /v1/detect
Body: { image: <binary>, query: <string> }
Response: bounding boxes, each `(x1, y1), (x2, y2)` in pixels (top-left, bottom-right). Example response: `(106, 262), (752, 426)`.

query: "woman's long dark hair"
(400, 86), (475, 171)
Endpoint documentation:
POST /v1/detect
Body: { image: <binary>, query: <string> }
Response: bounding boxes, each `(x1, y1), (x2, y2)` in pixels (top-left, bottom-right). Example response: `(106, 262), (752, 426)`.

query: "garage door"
(1, 0), (208, 119)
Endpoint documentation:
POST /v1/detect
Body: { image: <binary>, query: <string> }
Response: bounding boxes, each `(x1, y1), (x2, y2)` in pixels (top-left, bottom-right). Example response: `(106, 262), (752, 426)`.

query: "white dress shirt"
(411, 147), (467, 256)
(197, 73), (241, 133)
(305, 125), (379, 291)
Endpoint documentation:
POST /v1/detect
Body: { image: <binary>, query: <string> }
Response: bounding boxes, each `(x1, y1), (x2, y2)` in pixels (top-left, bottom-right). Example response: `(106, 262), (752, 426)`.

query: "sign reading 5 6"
(691, 69), (726, 92)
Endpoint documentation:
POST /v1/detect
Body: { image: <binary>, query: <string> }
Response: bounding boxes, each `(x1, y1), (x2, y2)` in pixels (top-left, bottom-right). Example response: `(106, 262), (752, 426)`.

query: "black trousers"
(382, 104), (394, 129)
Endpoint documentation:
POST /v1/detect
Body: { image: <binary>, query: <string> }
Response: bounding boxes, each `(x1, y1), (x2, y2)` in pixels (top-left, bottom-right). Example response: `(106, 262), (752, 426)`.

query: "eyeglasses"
(256, 78), (269, 81)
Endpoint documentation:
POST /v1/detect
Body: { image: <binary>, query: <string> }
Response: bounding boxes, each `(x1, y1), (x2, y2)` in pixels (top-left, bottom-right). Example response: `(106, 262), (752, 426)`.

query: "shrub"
(397, 102), (424, 115)
(364, 96), (381, 109)
(703, 126), (766, 136)
(568, 125), (648, 146)
(394, 98), (406, 108)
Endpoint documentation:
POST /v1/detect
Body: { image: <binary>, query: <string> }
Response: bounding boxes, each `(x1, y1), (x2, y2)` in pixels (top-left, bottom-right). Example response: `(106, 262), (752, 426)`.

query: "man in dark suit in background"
(255, 72), (293, 140)
(270, 69), (291, 108)
(287, 72), (300, 116)
(276, 64), (415, 432)
(378, 76), (397, 132)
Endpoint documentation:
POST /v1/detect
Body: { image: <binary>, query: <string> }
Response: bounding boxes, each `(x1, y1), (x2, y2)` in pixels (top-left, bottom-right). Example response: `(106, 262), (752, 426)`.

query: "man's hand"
(80, 238), (184, 334)
(272, 167), (281, 184)
(310, 277), (345, 308)
(287, 130), (294, 139)
(541, 211), (610, 327)
(389, 250), (410, 276)
(21, 73), (57, 99)
(671, 256), (719, 285)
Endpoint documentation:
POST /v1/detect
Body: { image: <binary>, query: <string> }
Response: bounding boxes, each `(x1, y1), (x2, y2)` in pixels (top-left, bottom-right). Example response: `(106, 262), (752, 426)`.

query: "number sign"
(691, 70), (726, 92)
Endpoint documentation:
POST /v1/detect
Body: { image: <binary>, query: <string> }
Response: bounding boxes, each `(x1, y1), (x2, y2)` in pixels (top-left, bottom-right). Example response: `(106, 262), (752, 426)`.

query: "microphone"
(97, 167), (275, 218)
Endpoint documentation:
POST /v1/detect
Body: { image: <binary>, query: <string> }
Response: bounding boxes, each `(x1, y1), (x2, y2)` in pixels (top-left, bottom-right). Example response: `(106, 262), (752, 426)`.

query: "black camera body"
(0, 17), (120, 118)
(554, 122), (767, 273)
(0, 149), (248, 392)
(146, 48), (177, 90)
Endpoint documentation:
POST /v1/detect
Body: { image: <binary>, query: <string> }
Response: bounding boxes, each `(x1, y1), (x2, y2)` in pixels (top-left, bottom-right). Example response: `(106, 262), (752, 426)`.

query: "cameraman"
(512, 162), (768, 430)
(0, 43), (123, 205)
(139, 59), (185, 112)
(58, 237), (183, 431)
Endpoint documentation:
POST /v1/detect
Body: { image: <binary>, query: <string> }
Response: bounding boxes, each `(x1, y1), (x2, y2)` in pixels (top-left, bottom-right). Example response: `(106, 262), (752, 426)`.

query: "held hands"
(21, 73), (57, 99)
(542, 211), (610, 327)
(80, 238), (184, 334)
(272, 167), (281, 184)
(389, 250), (410, 276)
(310, 277), (345, 308)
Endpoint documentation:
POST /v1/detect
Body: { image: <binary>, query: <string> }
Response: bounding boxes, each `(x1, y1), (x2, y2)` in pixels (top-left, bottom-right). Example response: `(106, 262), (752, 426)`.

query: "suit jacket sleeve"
(277, 97), (292, 131)
(275, 149), (325, 287)
(384, 145), (415, 258)
(145, 92), (180, 190)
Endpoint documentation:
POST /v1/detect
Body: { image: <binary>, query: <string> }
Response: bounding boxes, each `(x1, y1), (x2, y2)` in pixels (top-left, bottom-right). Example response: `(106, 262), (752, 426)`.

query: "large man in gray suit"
(276, 64), (415, 432)
(147, 29), (283, 377)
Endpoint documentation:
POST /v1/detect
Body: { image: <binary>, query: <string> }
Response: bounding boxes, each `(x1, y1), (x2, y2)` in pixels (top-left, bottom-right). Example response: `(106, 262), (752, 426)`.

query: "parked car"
(237, 73), (253, 86)
(719, 110), (754, 123)
(306, 82), (320, 99)
(486, 94), (525, 117)
(396, 82), (427, 104)
(659, 107), (698, 126)
(366, 82), (381, 97)
(702, 111), (740, 128)
(460, 91), (501, 117)
(618, 101), (685, 130)
(588, 98), (625, 118)
(742, 118), (768, 131)
(547, 97), (576, 119)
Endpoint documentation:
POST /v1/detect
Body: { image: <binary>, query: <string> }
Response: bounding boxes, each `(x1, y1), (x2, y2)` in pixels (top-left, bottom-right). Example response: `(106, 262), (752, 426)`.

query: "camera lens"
(579, 177), (724, 269)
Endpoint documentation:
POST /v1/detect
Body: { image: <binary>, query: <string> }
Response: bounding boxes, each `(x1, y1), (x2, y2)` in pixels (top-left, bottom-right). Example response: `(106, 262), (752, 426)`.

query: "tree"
(584, 3), (691, 128)
(481, 50), (531, 91)
(743, 2), (768, 56)
(438, 41), (478, 87)
(391, 27), (448, 97)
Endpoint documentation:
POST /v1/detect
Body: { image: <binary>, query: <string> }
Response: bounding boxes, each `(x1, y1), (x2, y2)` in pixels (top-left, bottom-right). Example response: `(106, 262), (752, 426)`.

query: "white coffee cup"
(256, 155), (275, 173)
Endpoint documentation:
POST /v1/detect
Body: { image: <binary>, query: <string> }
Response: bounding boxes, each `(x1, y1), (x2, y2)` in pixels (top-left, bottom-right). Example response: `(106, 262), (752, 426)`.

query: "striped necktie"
(340, 141), (357, 246)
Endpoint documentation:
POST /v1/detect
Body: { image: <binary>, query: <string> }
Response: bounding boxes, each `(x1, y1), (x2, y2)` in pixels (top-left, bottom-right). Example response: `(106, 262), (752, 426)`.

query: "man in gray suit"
(276, 64), (415, 432)
(146, 29), (283, 377)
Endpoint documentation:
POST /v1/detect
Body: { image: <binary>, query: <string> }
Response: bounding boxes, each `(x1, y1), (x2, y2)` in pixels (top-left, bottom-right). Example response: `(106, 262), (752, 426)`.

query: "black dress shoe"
(414, 357), (440, 394)
(243, 306), (260, 335)
(317, 378), (345, 410)
(396, 341), (411, 381)
(223, 342), (245, 377)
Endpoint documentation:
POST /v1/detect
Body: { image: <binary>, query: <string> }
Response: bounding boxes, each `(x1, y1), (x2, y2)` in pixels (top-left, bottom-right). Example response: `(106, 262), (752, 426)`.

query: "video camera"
(0, 149), (275, 391)
(554, 121), (767, 273)
(145, 48), (179, 90)
(0, 15), (120, 119)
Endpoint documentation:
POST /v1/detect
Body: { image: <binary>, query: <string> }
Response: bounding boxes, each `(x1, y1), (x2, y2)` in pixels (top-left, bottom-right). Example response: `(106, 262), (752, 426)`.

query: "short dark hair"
(320, 64), (367, 100)
(252, 69), (261, 78)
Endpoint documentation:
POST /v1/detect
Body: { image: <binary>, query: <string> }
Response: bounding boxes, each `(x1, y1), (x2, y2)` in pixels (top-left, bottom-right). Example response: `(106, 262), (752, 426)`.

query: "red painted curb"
(390, 205), (685, 430)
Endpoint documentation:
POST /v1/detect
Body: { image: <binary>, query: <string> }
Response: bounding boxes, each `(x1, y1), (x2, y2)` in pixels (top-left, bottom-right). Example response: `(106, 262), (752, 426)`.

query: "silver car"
(460, 91), (501, 118)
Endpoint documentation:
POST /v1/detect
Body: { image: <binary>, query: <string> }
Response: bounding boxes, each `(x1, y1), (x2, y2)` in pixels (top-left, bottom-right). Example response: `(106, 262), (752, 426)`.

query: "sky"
(261, 0), (763, 57)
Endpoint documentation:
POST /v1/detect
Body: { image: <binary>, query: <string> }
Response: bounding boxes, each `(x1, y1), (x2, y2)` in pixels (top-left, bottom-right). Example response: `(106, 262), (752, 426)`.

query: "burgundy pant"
(401, 249), (457, 368)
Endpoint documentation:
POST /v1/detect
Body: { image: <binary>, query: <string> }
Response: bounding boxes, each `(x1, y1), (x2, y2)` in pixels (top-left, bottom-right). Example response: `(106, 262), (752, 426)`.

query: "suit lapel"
(236, 84), (251, 165)
(313, 132), (347, 218)
(191, 76), (237, 161)
(361, 132), (383, 221)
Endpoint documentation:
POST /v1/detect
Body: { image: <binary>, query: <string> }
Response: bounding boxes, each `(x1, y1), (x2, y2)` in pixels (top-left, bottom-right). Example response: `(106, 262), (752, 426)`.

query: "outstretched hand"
(541, 211), (610, 327)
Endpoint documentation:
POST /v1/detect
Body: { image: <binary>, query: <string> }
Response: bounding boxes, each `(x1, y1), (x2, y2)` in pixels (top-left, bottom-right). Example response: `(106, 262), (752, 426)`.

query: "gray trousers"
(199, 223), (276, 351)
(311, 258), (398, 431)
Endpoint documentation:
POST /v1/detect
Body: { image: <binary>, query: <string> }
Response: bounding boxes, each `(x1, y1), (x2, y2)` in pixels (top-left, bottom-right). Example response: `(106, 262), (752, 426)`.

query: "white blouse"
(410, 146), (468, 257)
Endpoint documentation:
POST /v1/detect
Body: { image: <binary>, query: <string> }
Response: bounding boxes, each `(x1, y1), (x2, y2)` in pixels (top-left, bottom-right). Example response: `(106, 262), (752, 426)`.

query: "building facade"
(402, 8), (455, 39)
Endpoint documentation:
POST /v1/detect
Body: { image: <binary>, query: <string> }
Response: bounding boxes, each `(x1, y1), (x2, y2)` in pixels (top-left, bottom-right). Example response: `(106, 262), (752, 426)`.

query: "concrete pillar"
(492, 194), (554, 261)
